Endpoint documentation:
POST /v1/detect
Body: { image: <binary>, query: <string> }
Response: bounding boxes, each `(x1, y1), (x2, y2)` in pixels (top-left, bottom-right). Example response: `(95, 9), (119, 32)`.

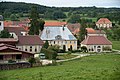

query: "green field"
(0, 54), (120, 80)
(112, 41), (120, 50)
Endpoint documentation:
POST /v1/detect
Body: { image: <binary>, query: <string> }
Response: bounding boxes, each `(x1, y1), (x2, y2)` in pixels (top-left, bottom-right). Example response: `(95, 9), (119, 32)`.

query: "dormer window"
(55, 35), (62, 40)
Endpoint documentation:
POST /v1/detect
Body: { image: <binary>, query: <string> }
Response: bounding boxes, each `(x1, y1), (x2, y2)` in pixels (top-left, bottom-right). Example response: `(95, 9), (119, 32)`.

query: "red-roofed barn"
(81, 36), (112, 52)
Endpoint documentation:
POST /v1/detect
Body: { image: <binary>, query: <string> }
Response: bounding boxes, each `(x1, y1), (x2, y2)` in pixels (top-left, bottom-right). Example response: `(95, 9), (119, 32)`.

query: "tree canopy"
(29, 6), (45, 35)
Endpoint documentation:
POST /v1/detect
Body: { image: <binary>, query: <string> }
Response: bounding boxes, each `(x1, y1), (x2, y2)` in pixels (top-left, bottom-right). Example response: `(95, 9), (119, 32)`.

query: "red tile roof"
(81, 36), (112, 45)
(0, 38), (18, 43)
(0, 43), (33, 54)
(86, 28), (106, 34)
(86, 28), (96, 33)
(96, 18), (112, 24)
(5, 27), (27, 36)
(17, 35), (44, 46)
(45, 21), (67, 27)
(67, 23), (81, 35)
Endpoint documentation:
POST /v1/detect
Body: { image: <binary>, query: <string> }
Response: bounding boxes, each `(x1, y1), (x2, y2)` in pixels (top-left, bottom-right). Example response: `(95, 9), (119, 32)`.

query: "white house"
(96, 18), (112, 29)
(41, 26), (77, 51)
(16, 35), (44, 57)
(81, 36), (112, 52)
(0, 15), (4, 31)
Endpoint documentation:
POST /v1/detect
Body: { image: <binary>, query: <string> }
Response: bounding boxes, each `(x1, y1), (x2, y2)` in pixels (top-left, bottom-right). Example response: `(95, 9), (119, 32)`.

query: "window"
(30, 46), (32, 52)
(35, 48), (37, 52)
(58, 41), (59, 44)
(25, 49), (27, 51)
(0, 22), (1, 26)
(16, 54), (22, 59)
(74, 41), (76, 44)
(0, 55), (3, 60)
(70, 41), (71, 43)
(97, 46), (101, 48)
(54, 41), (55, 44)
(65, 41), (67, 44)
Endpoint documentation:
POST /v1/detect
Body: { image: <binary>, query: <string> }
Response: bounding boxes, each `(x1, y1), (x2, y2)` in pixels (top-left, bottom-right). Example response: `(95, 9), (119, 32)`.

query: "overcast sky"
(1, 0), (120, 8)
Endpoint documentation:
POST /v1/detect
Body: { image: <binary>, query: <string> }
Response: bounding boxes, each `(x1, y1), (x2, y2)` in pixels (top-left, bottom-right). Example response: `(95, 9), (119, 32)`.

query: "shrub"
(41, 48), (57, 60)
(28, 58), (36, 67)
(8, 60), (16, 63)
(81, 46), (88, 53)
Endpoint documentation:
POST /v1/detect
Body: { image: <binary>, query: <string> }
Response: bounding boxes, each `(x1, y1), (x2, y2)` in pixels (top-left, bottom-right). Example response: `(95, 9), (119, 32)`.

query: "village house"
(67, 23), (81, 36)
(86, 28), (106, 37)
(96, 18), (112, 29)
(16, 35), (44, 57)
(0, 43), (34, 63)
(81, 36), (112, 52)
(41, 26), (77, 51)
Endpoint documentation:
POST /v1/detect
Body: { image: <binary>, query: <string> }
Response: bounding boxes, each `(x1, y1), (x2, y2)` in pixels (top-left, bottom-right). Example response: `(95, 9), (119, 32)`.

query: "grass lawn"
(57, 54), (77, 60)
(0, 54), (120, 80)
(112, 41), (120, 50)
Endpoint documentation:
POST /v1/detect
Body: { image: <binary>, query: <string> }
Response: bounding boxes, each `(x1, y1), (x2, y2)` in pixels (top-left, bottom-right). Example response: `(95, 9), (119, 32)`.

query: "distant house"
(41, 26), (77, 51)
(96, 18), (112, 28)
(0, 43), (34, 63)
(5, 27), (28, 36)
(81, 36), (112, 52)
(16, 35), (44, 57)
(86, 28), (106, 37)
(67, 23), (81, 35)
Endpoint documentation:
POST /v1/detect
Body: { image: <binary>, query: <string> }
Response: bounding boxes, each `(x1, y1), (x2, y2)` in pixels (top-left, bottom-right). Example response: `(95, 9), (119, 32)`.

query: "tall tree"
(29, 6), (45, 35)
(79, 21), (87, 42)
(67, 14), (80, 23)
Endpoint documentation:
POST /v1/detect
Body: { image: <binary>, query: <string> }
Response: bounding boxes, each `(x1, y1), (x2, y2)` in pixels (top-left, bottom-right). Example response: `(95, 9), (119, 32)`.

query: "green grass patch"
(57, 54), (77, 60)
(0, 54), (120, 80)
(112, 41), (120, 50)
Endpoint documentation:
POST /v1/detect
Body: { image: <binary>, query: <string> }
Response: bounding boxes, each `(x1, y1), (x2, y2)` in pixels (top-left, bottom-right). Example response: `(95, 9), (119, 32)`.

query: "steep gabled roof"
(96, 18), (112, 24)
(81, 36), (112, 45)
(17, 35), (44, 45)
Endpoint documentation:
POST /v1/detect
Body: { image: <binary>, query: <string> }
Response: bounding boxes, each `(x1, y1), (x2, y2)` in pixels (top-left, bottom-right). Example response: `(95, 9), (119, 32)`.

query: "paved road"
(56, 54), (91, 62)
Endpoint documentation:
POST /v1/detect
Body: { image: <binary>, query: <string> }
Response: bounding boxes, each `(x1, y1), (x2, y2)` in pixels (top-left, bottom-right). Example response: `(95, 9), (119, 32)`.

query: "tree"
(79, 22), (87, 42)
(28, 58), (36, 67)
(48, 45), (60, 53)
(67, 14), (80, 23)
(81, 46), (88, 53)
(29, 6), (45, 35)
(0, 29), (12, 38)
(52, 10), (66, 20)
(42, 40), (49, 49)
(10, 14), (18, 21)
(113, 28), (120, 40)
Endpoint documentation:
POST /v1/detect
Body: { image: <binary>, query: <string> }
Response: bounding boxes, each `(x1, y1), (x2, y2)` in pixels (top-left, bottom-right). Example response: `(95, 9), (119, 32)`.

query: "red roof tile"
(67, 23), (81, 34)
(0, 38), (18, 43)
(81, 36), (112, 45)
(0, 43), (33, 54)
(17, 35), (44, 45)
(5, 27), (27, 36)
(96, 18), (112, 24)
(45, 21), (67, 27)
(86, 28), (96, 33)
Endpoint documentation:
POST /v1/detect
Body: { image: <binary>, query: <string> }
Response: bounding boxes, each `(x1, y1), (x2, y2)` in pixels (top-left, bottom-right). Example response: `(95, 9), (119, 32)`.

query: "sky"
(1, 0), (120, 8)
